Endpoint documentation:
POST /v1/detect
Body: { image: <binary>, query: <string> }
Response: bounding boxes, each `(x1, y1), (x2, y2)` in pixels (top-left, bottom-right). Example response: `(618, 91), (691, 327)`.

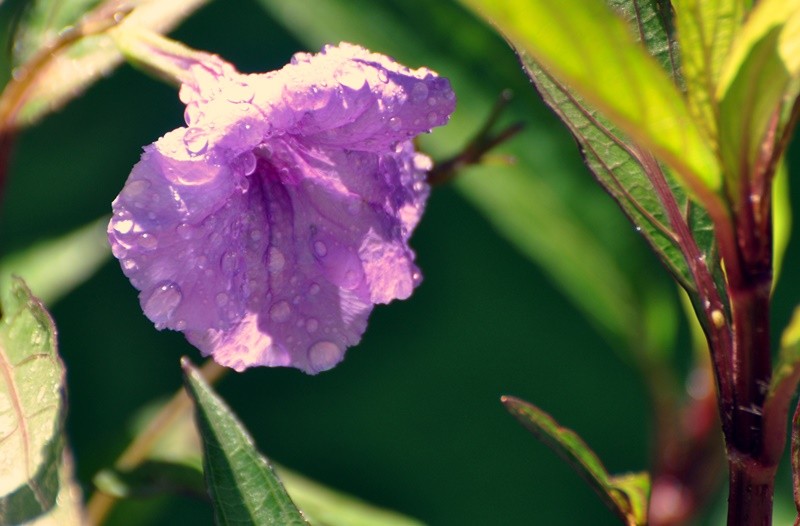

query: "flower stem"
(85, 359), (227, 525)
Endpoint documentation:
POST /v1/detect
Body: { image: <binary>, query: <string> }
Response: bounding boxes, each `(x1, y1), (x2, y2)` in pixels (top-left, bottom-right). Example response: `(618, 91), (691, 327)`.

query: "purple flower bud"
(108, 43), (455, 373)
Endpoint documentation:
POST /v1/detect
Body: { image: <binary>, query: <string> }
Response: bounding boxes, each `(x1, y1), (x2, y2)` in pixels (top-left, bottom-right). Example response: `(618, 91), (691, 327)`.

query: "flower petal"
(109, 42), (454, 373)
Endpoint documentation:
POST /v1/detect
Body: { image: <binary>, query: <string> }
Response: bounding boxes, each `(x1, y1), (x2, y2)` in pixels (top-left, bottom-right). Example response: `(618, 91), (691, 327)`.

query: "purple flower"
(108, 43), (455, 373)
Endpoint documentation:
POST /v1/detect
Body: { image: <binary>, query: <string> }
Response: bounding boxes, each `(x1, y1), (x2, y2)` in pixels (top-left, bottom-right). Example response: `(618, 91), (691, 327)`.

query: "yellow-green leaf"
(673, 0), (745, 144)
(716, 0), (800, 185)
(460, 0), (721, 195)
(0, 279), (83, 525)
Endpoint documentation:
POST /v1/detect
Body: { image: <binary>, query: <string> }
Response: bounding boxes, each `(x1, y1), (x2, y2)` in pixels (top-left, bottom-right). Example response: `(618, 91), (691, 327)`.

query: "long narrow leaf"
(502, 396), (649, 526)
(182, 358), (309, 526)
(0, 217), (110, 306)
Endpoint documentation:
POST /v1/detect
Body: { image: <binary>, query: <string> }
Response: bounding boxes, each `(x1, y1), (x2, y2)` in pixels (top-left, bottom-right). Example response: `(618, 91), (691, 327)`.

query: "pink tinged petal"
(109, 42), (455, 373)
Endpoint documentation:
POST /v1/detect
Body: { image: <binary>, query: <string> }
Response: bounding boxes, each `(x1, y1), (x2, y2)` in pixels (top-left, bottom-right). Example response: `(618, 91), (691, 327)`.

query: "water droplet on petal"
(122, 258), (138, 271)
(427, 96), (438, 106)
(183, 127), (208, 155)
(313, 240), (328, 257)
(427, 111), (439, 125)
(175, 319), (187, 330)
(225, 82), (254, 103)
(411, 82), (428, 102)
(306, 318), (319, 333)
(308, 283), (320, 295)
(112, 218), (134, 234)
(177, 223), (194, 240)
(138, 233), (158, 250)
(240, 151), (257, 176)
(215, 292), (229, 307)
(250, 229), (263, 241)
(308, 341), (340, 371)
(184, 103), (202, 126)
(268, 247), (285, 273)
(122, 180), (150, 201)
(144, 282), (182, 325)
(377, 69), (389, 83)
(388, 116), (402, 131)
(221, 251), (238, 274)
(269, 300), (292, 322)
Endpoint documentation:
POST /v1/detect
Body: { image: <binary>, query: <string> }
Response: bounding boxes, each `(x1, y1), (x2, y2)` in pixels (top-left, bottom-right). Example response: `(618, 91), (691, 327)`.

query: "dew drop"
(377, 69), (389, 83)
(268, 247), (285, 273)
(175, 319), (187, 330)
(313, 240), (328, 257)
(183, 127), (208, 155)
(112, 218), (134, 235)
(308, 341), (340, 371)
(225, 82), (254, 103)
(138, 233), (159, 250)
(388, 116), (402, 131)
(122, 259), (138, 271)
(427, 111), (439, 125)
(184, 103), (202, 126)
(306, 318), (319, 333)
(427, 96), (438, 106)
(144, 282), (182, 323)
(308, 283), (321, 295)
(177, 223), (194, 240)
(122, 179), (150, 200)
(221, 251), (238, 274)
(215, 292), (229, 307)
(250, 229), (263, 241)
(240, 151), (257, 176)
(269, 301), (292, 322)
(411, 82), (428, 102)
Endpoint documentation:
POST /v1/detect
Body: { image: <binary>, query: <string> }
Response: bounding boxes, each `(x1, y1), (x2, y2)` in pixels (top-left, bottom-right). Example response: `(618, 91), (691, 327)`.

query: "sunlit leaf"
(764, 306), (800, 466)
(181, 358), (309, 526)
(102, 388), (424, 526)
(0, 278), (83, 525)
(502, 396), (649, 526)
(673, 0), (745, 144)
(0, 0), (210, 131)
(488, 0), (730, 337)
(716, 0), (800, 184)
(11, 0), (101, 67)
(773, 160), (791, 285)
(0, 217), (110, 306)
(277, 466), (425, 526)
(460, 0), (721, 195)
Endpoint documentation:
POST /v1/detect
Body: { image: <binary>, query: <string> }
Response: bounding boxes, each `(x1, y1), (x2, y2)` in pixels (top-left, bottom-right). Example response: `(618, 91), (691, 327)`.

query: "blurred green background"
(2, 0), (800, 524)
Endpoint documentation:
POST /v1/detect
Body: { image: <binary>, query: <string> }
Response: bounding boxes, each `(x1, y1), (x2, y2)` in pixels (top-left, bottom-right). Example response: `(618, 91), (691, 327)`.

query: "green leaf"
(460, 0), (721, 195)
(11, 0), (102, 67)
(763, 306), (800, 466)
(716, 0), (800, 184)
(1, 0), (211, 130)
(773, 160), (791, 286)
(0, 278), (83, 525)
(673, 0), (745, 144)
(276, 466), (425, 526)
(94, 461), (206, 500)
(502, 396), (649, 526)
(181, 358), (309, 526)
(0, 217), (110, 306)
(108, 390), (424, 526)
(497, 1), (728, 325)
